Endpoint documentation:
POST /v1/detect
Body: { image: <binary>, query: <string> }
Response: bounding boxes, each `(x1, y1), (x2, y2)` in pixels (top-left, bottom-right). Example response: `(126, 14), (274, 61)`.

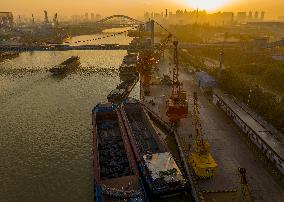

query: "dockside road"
(142, 51), (284, 202)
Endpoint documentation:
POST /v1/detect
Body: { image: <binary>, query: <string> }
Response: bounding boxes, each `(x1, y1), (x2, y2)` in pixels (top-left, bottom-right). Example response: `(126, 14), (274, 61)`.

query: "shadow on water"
(0, 68), (42, 75)
(48, 63), (120, 81)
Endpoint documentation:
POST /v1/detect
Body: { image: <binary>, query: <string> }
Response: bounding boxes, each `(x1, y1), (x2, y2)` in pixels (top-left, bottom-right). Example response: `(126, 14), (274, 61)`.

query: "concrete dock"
(142, 51), (284, 202)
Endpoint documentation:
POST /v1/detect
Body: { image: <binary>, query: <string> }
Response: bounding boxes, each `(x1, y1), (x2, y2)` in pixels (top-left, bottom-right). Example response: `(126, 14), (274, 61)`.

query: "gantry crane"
(166, 41), (188, 123)
(189, 92), (217, 178)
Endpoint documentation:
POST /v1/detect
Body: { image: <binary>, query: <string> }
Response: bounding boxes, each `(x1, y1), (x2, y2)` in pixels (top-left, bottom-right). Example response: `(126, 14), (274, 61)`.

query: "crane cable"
(71, 25), (141, 44)
(154, 20), (179, 41)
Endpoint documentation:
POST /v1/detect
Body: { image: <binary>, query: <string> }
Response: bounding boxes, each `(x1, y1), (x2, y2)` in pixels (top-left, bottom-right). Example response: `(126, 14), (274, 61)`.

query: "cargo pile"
(98, 120), (132, 179)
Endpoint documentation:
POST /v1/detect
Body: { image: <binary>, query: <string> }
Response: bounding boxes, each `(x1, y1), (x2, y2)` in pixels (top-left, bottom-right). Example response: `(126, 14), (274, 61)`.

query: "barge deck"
(92, 103), (143, 201)
(120, 101), (187, 198)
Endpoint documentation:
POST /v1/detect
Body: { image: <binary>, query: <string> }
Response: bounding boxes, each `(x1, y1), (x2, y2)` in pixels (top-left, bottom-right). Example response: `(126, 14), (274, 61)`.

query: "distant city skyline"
(1, 0), (284, 19)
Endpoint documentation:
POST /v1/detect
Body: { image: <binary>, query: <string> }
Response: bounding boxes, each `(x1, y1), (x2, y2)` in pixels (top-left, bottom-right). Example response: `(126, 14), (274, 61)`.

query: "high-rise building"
(248, 11), (253, 20)
(260, 11), (265, 20)
(254, 11), (259, 20)
(237, 12), (247, 22)
(44, 10), (49, 23)
(222, 12), (234, 23)
(144, 12), (150, 20)
(91, 13), (95, 21)
(85, 13), (88, 21)
(95, 14), (101, 20)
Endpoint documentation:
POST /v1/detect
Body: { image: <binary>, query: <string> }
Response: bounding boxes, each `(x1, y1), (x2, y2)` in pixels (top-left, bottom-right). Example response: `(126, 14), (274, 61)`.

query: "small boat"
(49, 56), (80, 75)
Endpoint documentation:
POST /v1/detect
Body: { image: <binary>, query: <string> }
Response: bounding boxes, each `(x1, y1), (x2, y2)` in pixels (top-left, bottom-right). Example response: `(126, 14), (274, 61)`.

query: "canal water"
(0, 28), (139, 202)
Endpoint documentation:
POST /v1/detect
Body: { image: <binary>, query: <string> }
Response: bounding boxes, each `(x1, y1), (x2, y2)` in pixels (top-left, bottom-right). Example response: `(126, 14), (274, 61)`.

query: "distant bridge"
(95, 15), (143, 25)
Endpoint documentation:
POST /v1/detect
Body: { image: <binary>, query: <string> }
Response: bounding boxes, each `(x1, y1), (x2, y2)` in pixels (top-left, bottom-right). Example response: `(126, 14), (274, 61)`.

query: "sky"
(1, 0), (284, 19)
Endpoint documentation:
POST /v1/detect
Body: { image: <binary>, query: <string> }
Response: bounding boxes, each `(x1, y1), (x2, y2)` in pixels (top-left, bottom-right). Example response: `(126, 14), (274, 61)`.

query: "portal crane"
(137, 49), (156, 96)
(166, 41), (188, 123)
(137, 33), (172, 96)
(189, 92), (217, 178)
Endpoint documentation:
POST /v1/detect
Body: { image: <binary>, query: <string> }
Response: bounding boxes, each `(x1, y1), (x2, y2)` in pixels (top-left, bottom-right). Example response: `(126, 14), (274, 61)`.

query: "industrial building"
(0, 12), (13, 27)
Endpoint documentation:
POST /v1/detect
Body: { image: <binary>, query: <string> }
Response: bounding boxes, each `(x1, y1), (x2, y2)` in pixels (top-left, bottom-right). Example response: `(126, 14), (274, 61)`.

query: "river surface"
(0, 28), (139, 202)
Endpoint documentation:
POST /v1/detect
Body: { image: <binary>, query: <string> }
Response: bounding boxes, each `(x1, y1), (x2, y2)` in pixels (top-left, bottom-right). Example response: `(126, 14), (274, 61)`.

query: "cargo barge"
(92, 103), (146, 201)
(120, 100), (187, 198)
(107, 75), (138, 103)
(119, 51), (138, 80)
(119, 63), (137, 79)
(49, 56), (80, 75)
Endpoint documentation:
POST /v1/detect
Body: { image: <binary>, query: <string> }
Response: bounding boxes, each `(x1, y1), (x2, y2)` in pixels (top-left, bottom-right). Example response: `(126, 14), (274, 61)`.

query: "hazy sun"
(185, 0), (232, 11)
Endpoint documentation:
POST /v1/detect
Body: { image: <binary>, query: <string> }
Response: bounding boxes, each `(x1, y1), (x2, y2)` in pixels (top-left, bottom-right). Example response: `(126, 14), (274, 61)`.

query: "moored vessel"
(92, 103), (145, 201)
(107, 75), (138, 103)
(120, 100), (187, 198)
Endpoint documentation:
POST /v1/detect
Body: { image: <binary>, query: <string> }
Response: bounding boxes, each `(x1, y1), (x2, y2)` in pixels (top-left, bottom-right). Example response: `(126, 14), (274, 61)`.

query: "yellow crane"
(188, 92), (217, 178)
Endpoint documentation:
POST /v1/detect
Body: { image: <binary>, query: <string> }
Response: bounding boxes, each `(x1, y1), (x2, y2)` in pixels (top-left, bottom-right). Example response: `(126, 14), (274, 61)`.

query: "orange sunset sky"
(1, 0), (284, 19)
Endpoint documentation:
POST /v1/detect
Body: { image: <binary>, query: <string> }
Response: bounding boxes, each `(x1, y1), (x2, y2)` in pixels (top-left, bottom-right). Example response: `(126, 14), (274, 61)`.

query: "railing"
(213, 93), (284, 174)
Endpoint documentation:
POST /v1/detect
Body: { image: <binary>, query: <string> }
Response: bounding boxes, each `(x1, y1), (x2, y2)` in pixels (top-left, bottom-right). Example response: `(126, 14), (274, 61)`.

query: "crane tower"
(189, 92), (217, 178)
(166, 41), (188, 123)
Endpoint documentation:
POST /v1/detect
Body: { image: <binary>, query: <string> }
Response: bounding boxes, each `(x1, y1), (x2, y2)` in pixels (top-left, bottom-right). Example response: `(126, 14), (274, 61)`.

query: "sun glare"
(185, 0), (232, 11)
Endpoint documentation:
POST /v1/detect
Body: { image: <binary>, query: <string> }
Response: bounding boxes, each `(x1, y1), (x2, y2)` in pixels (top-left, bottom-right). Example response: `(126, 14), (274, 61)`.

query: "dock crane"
(166, 41), (188, 123)
(137, 49), (157, 96)
(189, 92), (217, 178)
(137, 33), (172, 96)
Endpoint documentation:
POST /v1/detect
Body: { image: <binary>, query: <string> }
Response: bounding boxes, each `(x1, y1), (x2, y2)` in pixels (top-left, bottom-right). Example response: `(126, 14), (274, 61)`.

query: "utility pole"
(218, 49), (224, 79)
(18, 16), (21, 25)
(151, 19), (154, 48)
(32, 14), (35, 24)
(239, 168), (253, 202)
(218, 32), (227, 79)
(172, 40), (180, 91)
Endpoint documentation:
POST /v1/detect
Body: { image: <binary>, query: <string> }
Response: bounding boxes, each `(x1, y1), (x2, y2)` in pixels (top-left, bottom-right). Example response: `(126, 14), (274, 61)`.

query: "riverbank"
(0, 51), (19, 62)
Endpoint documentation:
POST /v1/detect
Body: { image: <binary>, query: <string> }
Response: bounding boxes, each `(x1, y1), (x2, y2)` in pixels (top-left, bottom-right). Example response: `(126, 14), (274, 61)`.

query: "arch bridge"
(95, 15), (143, 25)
